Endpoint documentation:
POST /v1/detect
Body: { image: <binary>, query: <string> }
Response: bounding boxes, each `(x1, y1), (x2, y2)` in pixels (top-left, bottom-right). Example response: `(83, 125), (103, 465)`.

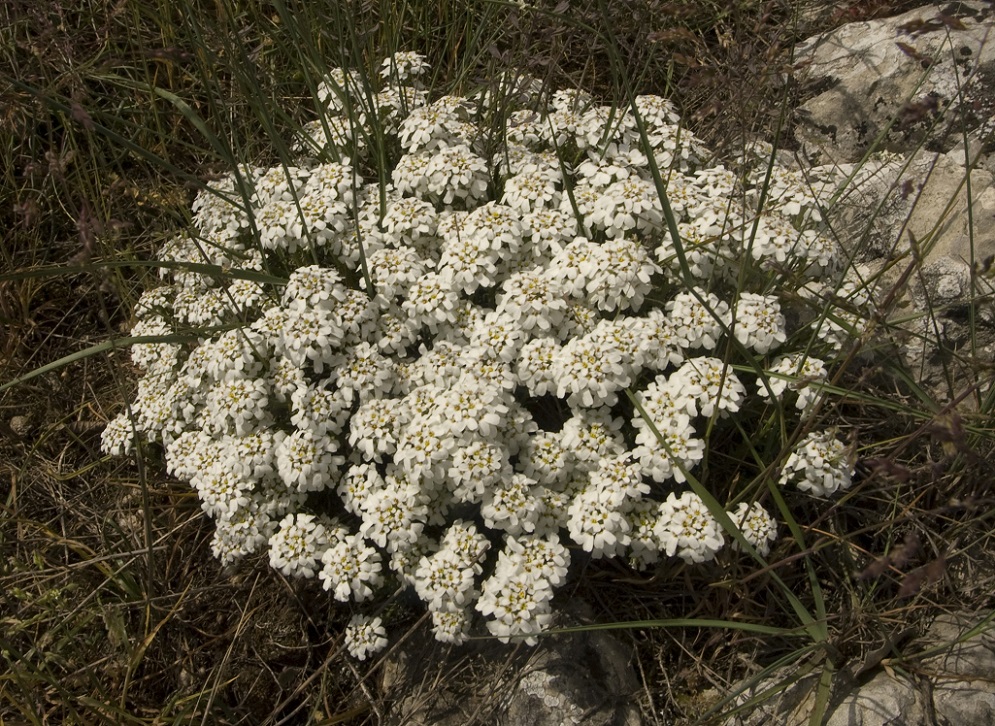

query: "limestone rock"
(820, 149), (995, 269)
(921, 611), (995, 726)
(824, 671), (927, 726)
(792, 2), (995, 165)
(380, 599), (642, 726)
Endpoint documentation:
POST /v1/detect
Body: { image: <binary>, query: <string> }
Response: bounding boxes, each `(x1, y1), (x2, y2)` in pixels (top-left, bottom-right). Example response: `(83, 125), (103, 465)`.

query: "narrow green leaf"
(1, 335), (202, 395)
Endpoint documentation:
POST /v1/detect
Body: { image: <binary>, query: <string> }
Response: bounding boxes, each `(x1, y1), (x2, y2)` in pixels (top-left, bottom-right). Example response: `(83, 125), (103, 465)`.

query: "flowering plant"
(103, 51), (865, 658)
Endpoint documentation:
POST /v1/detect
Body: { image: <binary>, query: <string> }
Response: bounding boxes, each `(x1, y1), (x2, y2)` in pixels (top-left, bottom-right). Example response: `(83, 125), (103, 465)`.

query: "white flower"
(448, 439), (513, 503)
(432, 379), (509, 439)
(630, 308), (685, 371)
(588, 177), (662, 238)
(401, 271), (460, 332)
(625, 499), (663, 570)
(398, 101), (462, 152)
(502, 167), (561, 214)
(275, 306), (345, 375)
(476, 570), (553, 645)
(394, 414), (456, 482)
(437, 228), (501, 295)
(521, 208), (577, 258)
(297, 117), (367, 160)
(464, 202), (524, 258)
(425, 144), (490, 207)
(382, 196), (437, 247)
(359, 479), (427, 552)
(632, 418), (704, 484)
(380, 51), (430, 83)
(549, 236), (598, 297)
(225, 429), (285, 481)
(441, 520), (491, 573)
(516, 338), (561, 397)
(344, 615), (389, 660)
(130, 317), (181, 372)
(560, 407), (626, 469)
(589, 452), (650, 508)
(566, 484), (631, 558)
(505, 111), (544, 148)
(320, 534), (384, 602)
(779, 431), (854, 497)
(211, 501), (275, 566)
(364, 246), (428, 301)
(317, 67), (365, 113)
(201, 377), (271, 436)
(670, 357), (746, 418)
(101, 413), (136, 456)
(132, 285), (175, 320)
(283, 265), (347, 311)
(431, 608), (473, 645)
(481, 474), (540, 535)
(192, 176), (252, 235)
(554, 335), (631, 408)
(495, 269), (568, 334)
(666, 289), (730, 351)
(414, 549), (478, 612)
(331, 289), (381, 347)
(581, 237), (661, 312)
(633, 94), (681, 128)
(760, 354), (828, 417)
(165, 430), (220, 481)
(173, 287), (229, 327)
(392, 151), (434, 197)
(729, 502), (778, 556)
(654, 492), (724, 564)
(496, 534), (571, 588)
(105, 53), (881, 652)
(193, 462), (254, 519)
(349, 397), (401, 462)
(290, 382), (351, 439)
(372, 306), (420, 355)
(337, 462), (384, 515)
(732, 293), (787, 355)
(333, 342), (396, 403)
(199, 328), (269, 382)
(268, 356), (306, 403)
(520, 431), (575, 488)
(276, 430), (343, 493)
(268, 513), (328, 578)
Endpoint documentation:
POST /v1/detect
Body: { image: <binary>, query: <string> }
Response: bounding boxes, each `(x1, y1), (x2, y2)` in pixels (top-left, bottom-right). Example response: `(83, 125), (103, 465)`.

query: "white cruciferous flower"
(344, 615), (389, 660)
(779, 430), (854, 497)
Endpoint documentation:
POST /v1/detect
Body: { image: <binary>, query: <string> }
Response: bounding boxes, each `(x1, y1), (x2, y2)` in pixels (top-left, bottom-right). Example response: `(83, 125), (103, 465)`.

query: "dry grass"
(3, 0), (995, 723)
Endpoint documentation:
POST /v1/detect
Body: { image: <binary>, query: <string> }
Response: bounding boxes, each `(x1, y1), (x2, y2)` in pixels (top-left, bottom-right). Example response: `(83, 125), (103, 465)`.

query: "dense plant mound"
(103, 52), (866, 658)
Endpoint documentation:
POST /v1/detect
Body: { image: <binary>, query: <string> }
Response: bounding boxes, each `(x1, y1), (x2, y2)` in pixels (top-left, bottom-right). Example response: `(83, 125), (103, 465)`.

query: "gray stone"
(818, 150), (995, 268)
(921, 612), (995, 726)
(792, 2), (995, 165)
(380, 599), (642, 726)
(724, 612), (995, 726)
(825, 671), (927, 726)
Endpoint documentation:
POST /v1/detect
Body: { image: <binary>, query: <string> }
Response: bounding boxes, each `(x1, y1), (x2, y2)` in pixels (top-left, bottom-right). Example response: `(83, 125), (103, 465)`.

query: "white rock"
(793, 2), (995, 165)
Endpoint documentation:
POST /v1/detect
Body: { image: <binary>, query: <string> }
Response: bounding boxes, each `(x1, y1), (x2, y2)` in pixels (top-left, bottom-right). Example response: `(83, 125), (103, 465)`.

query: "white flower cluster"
(103, 51), (865, 656)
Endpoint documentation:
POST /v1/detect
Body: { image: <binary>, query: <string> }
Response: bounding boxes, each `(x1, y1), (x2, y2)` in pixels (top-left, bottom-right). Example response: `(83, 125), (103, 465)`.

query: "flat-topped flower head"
(269, 513), (329, 578)
(729, 502), (778, 556)
(779, 430), (854, 497)
(344, 615), (388, 660)
(320, 533), (384, 602)
(654, 491), (724, 564)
